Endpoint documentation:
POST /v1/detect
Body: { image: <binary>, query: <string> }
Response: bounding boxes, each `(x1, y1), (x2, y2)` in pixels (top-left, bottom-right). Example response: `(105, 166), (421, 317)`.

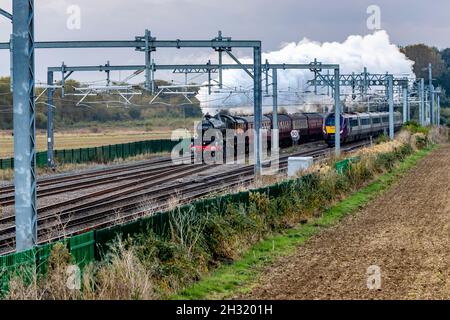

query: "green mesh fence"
(0, 139), (180, 169)
(69, 231), (96, 269)
(36, 243), (53, 275)
(335, 156), (361, 174)
(0, 248), (37, 297)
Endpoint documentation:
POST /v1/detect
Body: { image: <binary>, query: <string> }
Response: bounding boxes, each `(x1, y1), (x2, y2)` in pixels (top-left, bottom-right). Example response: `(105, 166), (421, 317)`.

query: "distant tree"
(35, 112), (47, 129)
(402, 44), (446, 80)
(0, 77), (13, 129)
(184, 105), (203, 117)
(438, 48), (450, 107)
(437, 70), (450, 94)
(441, 48), (450, 68)
(128, 108), (142, 120)
(0, 76), (203, 130)
(59, 79), (81, 93)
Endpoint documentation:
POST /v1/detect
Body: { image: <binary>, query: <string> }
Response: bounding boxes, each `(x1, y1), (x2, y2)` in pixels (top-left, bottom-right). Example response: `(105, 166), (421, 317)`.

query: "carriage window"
(361, 119), (370, 126)
(372, 118), (381, 124)
(350, 119), (359, 127)
(382, 116), (389, 123)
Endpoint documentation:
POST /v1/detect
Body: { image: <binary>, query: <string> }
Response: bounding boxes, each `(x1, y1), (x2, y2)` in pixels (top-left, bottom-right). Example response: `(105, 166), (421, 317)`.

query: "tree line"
(401, 44), (450, 126)
(0, 78), (203, 130)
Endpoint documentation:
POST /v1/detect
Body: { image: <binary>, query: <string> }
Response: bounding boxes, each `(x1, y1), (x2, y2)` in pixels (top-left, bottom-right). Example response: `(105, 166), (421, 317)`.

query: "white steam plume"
(198, 30), (414, 115)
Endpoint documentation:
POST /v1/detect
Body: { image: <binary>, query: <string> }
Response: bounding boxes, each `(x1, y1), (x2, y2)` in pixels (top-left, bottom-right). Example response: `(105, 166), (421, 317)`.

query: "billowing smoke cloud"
(198, 30), (414, 115)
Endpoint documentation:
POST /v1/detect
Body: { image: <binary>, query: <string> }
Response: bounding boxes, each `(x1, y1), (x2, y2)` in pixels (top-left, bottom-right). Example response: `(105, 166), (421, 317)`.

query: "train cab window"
(325, 116), (343, 126)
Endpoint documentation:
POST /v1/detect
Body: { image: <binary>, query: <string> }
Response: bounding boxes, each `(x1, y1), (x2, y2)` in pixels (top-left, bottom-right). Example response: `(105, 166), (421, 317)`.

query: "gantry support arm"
(0, 8), (12, 21)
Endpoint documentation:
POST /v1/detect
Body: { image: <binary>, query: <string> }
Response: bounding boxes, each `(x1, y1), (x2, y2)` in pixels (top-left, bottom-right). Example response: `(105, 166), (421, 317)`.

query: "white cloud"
(199, 30), (415, 113)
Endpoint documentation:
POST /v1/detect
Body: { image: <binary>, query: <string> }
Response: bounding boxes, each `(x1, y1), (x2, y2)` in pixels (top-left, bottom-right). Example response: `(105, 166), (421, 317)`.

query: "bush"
(375, 133), (388, 144)
(403, 121), (430, 135)
(36, 112), (48, 129)
(128, 108), (142, 120)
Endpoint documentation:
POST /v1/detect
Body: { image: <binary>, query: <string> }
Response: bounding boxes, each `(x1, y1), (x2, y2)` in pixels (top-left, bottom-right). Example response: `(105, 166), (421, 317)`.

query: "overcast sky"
(0, 0), (449, 83)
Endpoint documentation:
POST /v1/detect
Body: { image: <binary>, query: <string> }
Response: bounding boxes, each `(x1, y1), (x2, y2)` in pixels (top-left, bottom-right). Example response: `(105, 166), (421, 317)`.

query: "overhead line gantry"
(1, 0), (263, 252)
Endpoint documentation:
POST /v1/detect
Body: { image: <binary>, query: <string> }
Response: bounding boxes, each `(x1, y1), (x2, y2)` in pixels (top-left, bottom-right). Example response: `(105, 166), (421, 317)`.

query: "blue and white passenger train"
(323, 111), (403, 146)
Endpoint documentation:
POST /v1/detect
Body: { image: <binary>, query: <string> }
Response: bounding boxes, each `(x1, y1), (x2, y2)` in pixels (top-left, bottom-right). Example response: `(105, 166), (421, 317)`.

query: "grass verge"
(173, 145), (436, 300)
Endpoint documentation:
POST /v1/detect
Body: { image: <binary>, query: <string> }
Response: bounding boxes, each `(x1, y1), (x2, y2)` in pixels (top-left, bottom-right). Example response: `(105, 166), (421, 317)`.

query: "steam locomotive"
(323, 111), (403, 146)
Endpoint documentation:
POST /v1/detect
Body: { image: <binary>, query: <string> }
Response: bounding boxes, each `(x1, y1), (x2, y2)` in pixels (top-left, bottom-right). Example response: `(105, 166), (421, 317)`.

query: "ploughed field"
(241, 144), (450, 300)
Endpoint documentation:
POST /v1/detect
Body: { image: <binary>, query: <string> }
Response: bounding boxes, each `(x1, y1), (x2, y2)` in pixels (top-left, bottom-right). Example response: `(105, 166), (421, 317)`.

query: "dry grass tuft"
(6, 243), (78, 300)
(42, 243), (81, 300)
(430, 126), (449, 144)
(166, 192), (182, 212)
(84, 240), (156, 300)
(0, 169), (14, 182)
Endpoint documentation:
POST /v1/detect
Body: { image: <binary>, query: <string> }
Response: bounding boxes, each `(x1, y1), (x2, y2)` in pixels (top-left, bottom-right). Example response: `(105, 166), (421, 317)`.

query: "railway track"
(0, 155), (177, 200)
(0, 161), (205, 207)
(0, 141), (369, 254)
(0, 142), (322, 207)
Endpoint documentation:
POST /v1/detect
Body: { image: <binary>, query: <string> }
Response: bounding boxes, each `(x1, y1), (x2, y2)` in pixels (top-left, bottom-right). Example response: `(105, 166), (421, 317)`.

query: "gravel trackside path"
(243, 144), (450, 300)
